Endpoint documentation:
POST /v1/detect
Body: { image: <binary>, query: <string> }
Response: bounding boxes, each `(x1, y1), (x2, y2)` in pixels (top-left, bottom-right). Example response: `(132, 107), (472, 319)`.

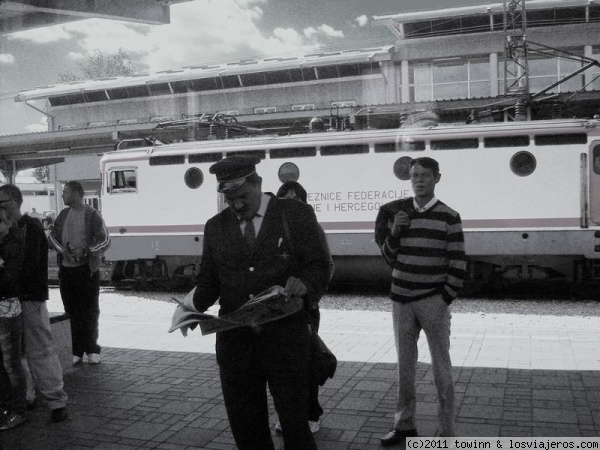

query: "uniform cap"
(209, 155), (261, 193)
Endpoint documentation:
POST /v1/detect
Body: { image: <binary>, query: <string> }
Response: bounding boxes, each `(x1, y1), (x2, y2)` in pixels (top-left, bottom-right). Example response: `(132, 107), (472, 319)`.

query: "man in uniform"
(177, 155), (332, 450)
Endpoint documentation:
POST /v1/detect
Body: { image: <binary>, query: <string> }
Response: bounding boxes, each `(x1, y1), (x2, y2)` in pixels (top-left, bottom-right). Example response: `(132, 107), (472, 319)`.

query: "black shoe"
(50, 407), (68, 423)
(0, 411), (26, 430)
(381, 428), (418, 447)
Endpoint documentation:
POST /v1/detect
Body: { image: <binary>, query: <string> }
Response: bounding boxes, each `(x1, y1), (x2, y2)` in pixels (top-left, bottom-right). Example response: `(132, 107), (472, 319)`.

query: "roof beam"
(0, 0), (175, 35)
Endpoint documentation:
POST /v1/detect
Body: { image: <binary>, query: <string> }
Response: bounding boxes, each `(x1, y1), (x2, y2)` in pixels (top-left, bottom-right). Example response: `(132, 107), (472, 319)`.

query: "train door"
(84, 191), (100, 211)
(591, 142), (600, 225)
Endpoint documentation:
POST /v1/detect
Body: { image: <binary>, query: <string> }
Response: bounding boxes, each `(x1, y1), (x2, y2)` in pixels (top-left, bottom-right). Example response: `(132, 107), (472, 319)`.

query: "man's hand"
(283, 276), (307, 300)
(71, 247), (86, 261)
(391, 211), (410, 237)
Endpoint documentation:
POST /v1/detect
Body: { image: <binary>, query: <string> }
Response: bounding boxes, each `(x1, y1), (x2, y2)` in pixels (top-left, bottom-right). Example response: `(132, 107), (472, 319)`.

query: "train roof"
(101, 117), (600, 161)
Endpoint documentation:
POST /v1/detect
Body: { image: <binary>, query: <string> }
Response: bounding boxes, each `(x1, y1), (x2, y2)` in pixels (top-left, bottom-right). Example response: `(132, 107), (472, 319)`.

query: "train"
(99, 114), (600, 292)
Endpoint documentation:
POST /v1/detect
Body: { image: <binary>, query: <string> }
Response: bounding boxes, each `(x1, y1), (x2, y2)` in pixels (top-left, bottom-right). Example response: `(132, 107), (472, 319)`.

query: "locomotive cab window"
(108, 169), (137, 193)
(594, 145), (600, 175)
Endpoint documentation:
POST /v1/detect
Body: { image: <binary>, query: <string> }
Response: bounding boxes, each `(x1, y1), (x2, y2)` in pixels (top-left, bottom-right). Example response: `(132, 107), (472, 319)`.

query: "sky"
(0, 0), (493, 140)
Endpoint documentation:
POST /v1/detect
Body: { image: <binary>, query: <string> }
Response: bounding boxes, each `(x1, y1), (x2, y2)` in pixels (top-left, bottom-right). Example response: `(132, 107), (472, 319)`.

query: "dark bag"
(310, 329), (337, 386)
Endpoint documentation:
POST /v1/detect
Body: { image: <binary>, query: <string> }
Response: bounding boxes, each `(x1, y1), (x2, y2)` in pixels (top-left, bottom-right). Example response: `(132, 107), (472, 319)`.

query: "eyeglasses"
(0, 200), (11, 204)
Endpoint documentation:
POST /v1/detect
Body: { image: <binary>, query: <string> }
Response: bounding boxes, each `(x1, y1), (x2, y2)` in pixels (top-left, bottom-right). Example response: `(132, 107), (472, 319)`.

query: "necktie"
(244, 218), (257, 250)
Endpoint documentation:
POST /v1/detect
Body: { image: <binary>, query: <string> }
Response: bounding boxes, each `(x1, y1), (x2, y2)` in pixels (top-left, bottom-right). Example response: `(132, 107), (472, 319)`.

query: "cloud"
(316, 24), (344, 38)
(6, 0), (345, 74)
(355, 15), (369, 27)
(24, 116), (48, 133)
(67, 52), (86, 60)
(8, 24), (73, 43)
(304, 24), (344, 40)
(0, 54), (15, 64)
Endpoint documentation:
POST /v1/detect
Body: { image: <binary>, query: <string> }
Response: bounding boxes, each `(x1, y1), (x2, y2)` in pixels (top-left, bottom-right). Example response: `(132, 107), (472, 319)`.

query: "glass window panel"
(529, 58), (556, 76)
(560, 58), (582, 75)
(359, 63), (380, 75)
(318, 66), (339, 79)
(148, 83), (171, 96)
(107, 88), (129, 99)
(469, 60), (489, 80)
(270, 147), (317, 158)
(265, 70), (291, 84)
(127, 85), (149, 97)
(240, 72), (266, 87)
(530, 76), (557, 93)
(410, 65), (431, 84)
(412, 86), (433, 102)
(321, 144), (369, 156)
(434, 83), (468, 100)
(561, 75), (583, 92)
(49, 96), (70, 106)
(66, 93), (85, 104)
(289, 68), (316, 81)
(432, 63), (467, 83)
(221, 75), (241, 89)
(337, 64), (361, 77)
(84, 90), (108, 102)
(470, 81), (490, 98)
(192, 78), (220, 91)
(171, 80), (192, 93)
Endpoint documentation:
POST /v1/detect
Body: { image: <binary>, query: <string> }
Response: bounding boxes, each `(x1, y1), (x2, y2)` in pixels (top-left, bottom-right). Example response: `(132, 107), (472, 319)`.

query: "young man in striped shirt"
(375, 157), (466, 445)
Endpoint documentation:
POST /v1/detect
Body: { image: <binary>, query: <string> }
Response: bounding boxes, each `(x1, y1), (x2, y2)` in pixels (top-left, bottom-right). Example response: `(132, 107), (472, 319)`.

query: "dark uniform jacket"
(0, 226), (25, 301)
(18, 214), (49, 302)
(193, 194), (332, 368)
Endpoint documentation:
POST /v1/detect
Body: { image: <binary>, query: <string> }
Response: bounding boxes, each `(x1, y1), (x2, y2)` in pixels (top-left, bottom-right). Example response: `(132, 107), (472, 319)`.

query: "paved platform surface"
(2, 305), (599, 449)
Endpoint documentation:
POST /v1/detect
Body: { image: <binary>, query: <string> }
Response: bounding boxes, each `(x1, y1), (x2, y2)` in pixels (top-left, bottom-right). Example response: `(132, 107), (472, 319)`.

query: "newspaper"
(169, 285), (304, 336)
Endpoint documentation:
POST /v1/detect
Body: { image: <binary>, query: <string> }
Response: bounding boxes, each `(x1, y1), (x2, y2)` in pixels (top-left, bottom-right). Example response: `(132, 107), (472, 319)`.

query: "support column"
(401, 60), (410, 104)
(584, 45), (594, 92)
(490, 52), (499, 97)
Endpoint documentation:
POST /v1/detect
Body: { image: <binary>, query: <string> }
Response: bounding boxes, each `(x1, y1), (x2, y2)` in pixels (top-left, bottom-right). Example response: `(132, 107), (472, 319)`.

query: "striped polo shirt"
(381, 198), (467, 304)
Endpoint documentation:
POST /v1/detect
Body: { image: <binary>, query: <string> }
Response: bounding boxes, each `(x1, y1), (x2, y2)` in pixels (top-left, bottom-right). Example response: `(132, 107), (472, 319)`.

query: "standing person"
(29, 208), (42, 223)
(275, 180), (334, 434)
(375, 157), (467, 444)
(0, 184), (69, 424)
(49, 181), (110, 366)
(0, 208), (27, 430)
(176, 156), (332, 450)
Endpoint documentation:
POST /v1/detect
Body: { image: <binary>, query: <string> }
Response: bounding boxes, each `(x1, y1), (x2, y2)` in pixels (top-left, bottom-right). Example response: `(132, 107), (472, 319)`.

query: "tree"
(33, 166), (50, 183)
(41, 50), (137, 183)
(58, 48), (136, 82)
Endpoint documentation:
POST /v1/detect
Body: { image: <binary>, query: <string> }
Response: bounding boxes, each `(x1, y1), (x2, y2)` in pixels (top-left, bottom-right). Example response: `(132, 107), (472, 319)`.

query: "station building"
(6, 0), (600, 210)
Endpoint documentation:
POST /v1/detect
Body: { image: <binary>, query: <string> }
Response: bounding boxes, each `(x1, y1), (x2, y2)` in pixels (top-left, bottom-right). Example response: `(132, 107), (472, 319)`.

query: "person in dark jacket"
(49, 181), (110, 366)
(0, 208), (27, 430)
(275, 181), (334, 434)
(0, 184), (69, 424)
(175, 156), (332, 450)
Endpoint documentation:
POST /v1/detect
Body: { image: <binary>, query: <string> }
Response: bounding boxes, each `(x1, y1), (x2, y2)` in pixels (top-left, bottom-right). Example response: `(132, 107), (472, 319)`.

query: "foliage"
(58, 49), (136, 82)
(33, 166), (50, 183)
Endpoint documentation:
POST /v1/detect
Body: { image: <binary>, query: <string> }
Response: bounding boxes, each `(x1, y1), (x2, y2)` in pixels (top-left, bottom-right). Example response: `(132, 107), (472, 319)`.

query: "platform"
(2, 303), (599, 449)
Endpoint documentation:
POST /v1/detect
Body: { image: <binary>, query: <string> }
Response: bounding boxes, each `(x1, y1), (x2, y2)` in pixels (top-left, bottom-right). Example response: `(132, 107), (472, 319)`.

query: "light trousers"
(392, 295), (455, 436)
(21, 301), (68, 410)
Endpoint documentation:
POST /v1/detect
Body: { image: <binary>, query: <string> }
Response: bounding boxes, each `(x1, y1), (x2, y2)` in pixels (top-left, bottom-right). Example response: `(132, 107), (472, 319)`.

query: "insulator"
(514, 101), (527, 121)
(551, 101), (563, 120)
(309, 117), (325, 132)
